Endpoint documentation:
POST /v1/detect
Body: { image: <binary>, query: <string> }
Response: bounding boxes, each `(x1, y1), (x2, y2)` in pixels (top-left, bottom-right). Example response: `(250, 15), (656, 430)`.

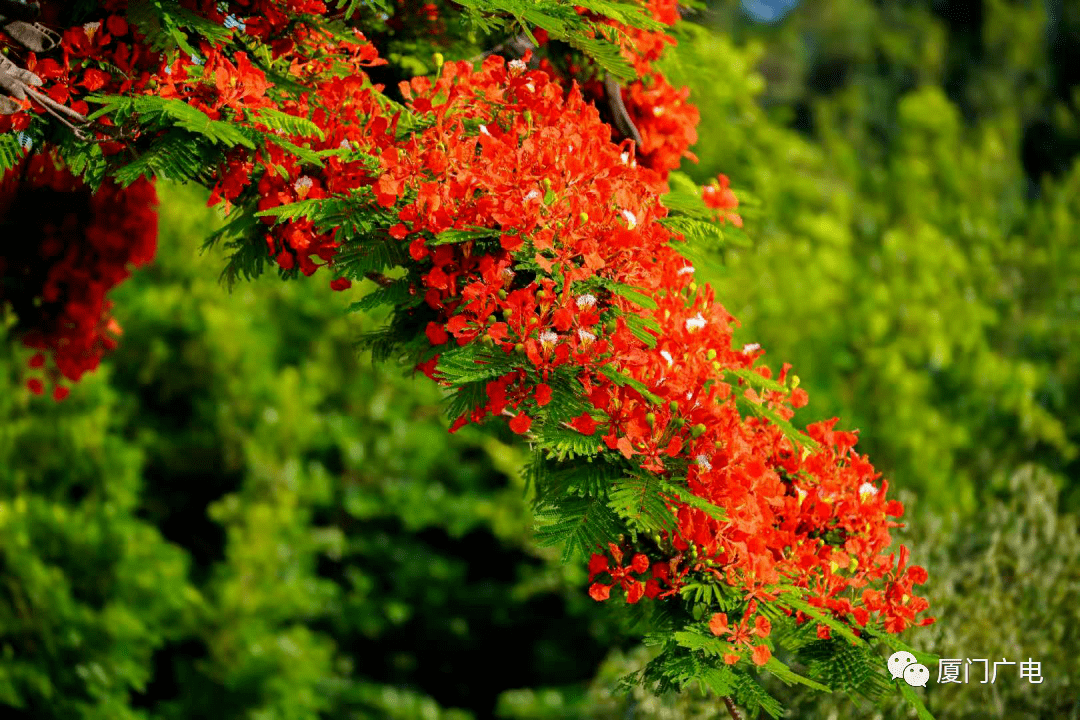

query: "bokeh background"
(2, 0), (1079, 718)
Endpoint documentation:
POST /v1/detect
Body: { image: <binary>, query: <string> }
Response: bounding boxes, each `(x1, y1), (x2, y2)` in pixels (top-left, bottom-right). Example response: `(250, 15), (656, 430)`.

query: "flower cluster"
(357, 53), (932, 642)
(0, 0), (932, 670)
(0, 151), (157, 398)
(581, 0), (700, 174)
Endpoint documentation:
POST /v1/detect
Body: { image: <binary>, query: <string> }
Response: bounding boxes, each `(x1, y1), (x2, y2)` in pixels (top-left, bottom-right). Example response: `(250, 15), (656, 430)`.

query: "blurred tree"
(0, 183), (626, 720)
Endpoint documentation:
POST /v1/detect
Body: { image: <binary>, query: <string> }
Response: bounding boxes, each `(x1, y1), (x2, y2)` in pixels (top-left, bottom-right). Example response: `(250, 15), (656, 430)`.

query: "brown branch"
(470, 31), (536, 63)
(722, 696), (743, 720)
(603, 73), (643, 148)
(364, 271), (395, 288)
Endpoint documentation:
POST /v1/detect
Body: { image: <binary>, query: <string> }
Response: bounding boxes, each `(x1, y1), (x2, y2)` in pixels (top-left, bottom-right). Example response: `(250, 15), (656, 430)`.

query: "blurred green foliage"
(2, 1), (1080, 718)
(0, 183), (627, 719)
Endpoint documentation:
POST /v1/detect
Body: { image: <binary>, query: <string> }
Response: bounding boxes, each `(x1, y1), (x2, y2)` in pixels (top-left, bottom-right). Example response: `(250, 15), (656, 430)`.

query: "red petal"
(509, 412), (532, 434)
(570, 412), (598, 435)
(752, 645), (771, 666)
(534, 384), (553, 406)
(708, 613), (729, 636)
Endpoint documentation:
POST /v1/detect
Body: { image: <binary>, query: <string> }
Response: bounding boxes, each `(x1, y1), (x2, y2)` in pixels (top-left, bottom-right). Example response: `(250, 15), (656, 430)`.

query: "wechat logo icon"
(889, 650), (929, 687)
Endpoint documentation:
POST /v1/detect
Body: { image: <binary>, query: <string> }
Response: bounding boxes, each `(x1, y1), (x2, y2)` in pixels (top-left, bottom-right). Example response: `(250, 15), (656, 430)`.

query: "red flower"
(570, 412), (598, 435)
(589, 583), (612, 601)
(425, 322), (449, 345)
(509, 412), (532, 434)
(751, 644), (771, 666)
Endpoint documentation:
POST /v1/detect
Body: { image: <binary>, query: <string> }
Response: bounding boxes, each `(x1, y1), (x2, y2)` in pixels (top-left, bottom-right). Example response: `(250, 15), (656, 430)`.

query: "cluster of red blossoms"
(353, 54), (932, 654)
(601, 0), (699, 173)
(0, 0), (932, 668)
(0, 152), (157, 398)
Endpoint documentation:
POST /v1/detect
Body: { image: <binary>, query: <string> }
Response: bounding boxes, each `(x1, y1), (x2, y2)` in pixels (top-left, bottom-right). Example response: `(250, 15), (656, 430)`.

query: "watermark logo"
(888, 651), (928, 686)
(889, 651), (1045, 687)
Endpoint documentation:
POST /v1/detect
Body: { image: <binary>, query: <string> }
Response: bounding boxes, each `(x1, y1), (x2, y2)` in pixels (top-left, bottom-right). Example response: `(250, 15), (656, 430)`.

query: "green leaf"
(726, 367), (788, 394)
(608, 474), (676, 534)
(735, 392), (819, 452)
(897, 678), (938, 720)
(781, 596), (864, 646)
(533, 495), (621, 563)
(602, 279), (658, 309)
(657, 480), (727, 523)
(248, 107), (326, 140)
(762, 656), (832, 693)
(0, 135), (26, 173)
(436, 345), (519, 384)
(431, 227), (500, 245)
(599, 365), (662, 404)
(347, 279), (420, 313)
(623, 314), (662, 348)
(863, 626), (941, 666)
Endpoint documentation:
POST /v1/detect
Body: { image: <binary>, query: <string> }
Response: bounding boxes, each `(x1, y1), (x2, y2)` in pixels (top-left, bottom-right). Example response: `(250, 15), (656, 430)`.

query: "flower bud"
(691, 424), (706, 438)
(706, 349), (717, 361)
(669, 401), (679, 413)
(645, 412), (656, 428)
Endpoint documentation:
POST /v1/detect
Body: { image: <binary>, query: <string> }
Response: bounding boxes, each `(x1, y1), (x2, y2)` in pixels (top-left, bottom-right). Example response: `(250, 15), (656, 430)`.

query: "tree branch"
(603, 73), (643, 148)
(364, 271), (395, 288)
(722, 696), (743, 720)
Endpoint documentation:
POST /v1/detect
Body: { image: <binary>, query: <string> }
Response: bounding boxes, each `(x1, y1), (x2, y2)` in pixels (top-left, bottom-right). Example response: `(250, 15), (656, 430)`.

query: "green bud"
(542, 177), (552, 190)
(433, 52), (445, 67)
(481, 335), (494, 346)
(529, 316), (539, 325)
(604, 319), (617, 334)
(669, 401), (679, 414)
(707, 349), (717, 361)
(514, 343), (525, 352)
(498, 289), (507, 299)
(691, 424), (707, 438)
(536, 289), (547, 300)
(579, 212), (589, 224)
(714, 440), (724, 449)
(645, 412), (656, 428)
(688, 282), (698, 293)
(502, 308), (512, 320)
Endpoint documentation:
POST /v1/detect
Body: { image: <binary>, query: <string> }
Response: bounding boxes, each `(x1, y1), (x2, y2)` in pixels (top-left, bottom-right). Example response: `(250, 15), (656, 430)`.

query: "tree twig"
(364, 271), (395, 288)
(722, 696), (743, 720)
(603, 73), (643, 148)
(469, 31), (535, 64)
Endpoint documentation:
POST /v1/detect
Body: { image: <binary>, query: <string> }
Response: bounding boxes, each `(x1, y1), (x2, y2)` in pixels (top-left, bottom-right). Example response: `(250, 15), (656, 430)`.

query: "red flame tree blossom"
(0, 0), (935, 714)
